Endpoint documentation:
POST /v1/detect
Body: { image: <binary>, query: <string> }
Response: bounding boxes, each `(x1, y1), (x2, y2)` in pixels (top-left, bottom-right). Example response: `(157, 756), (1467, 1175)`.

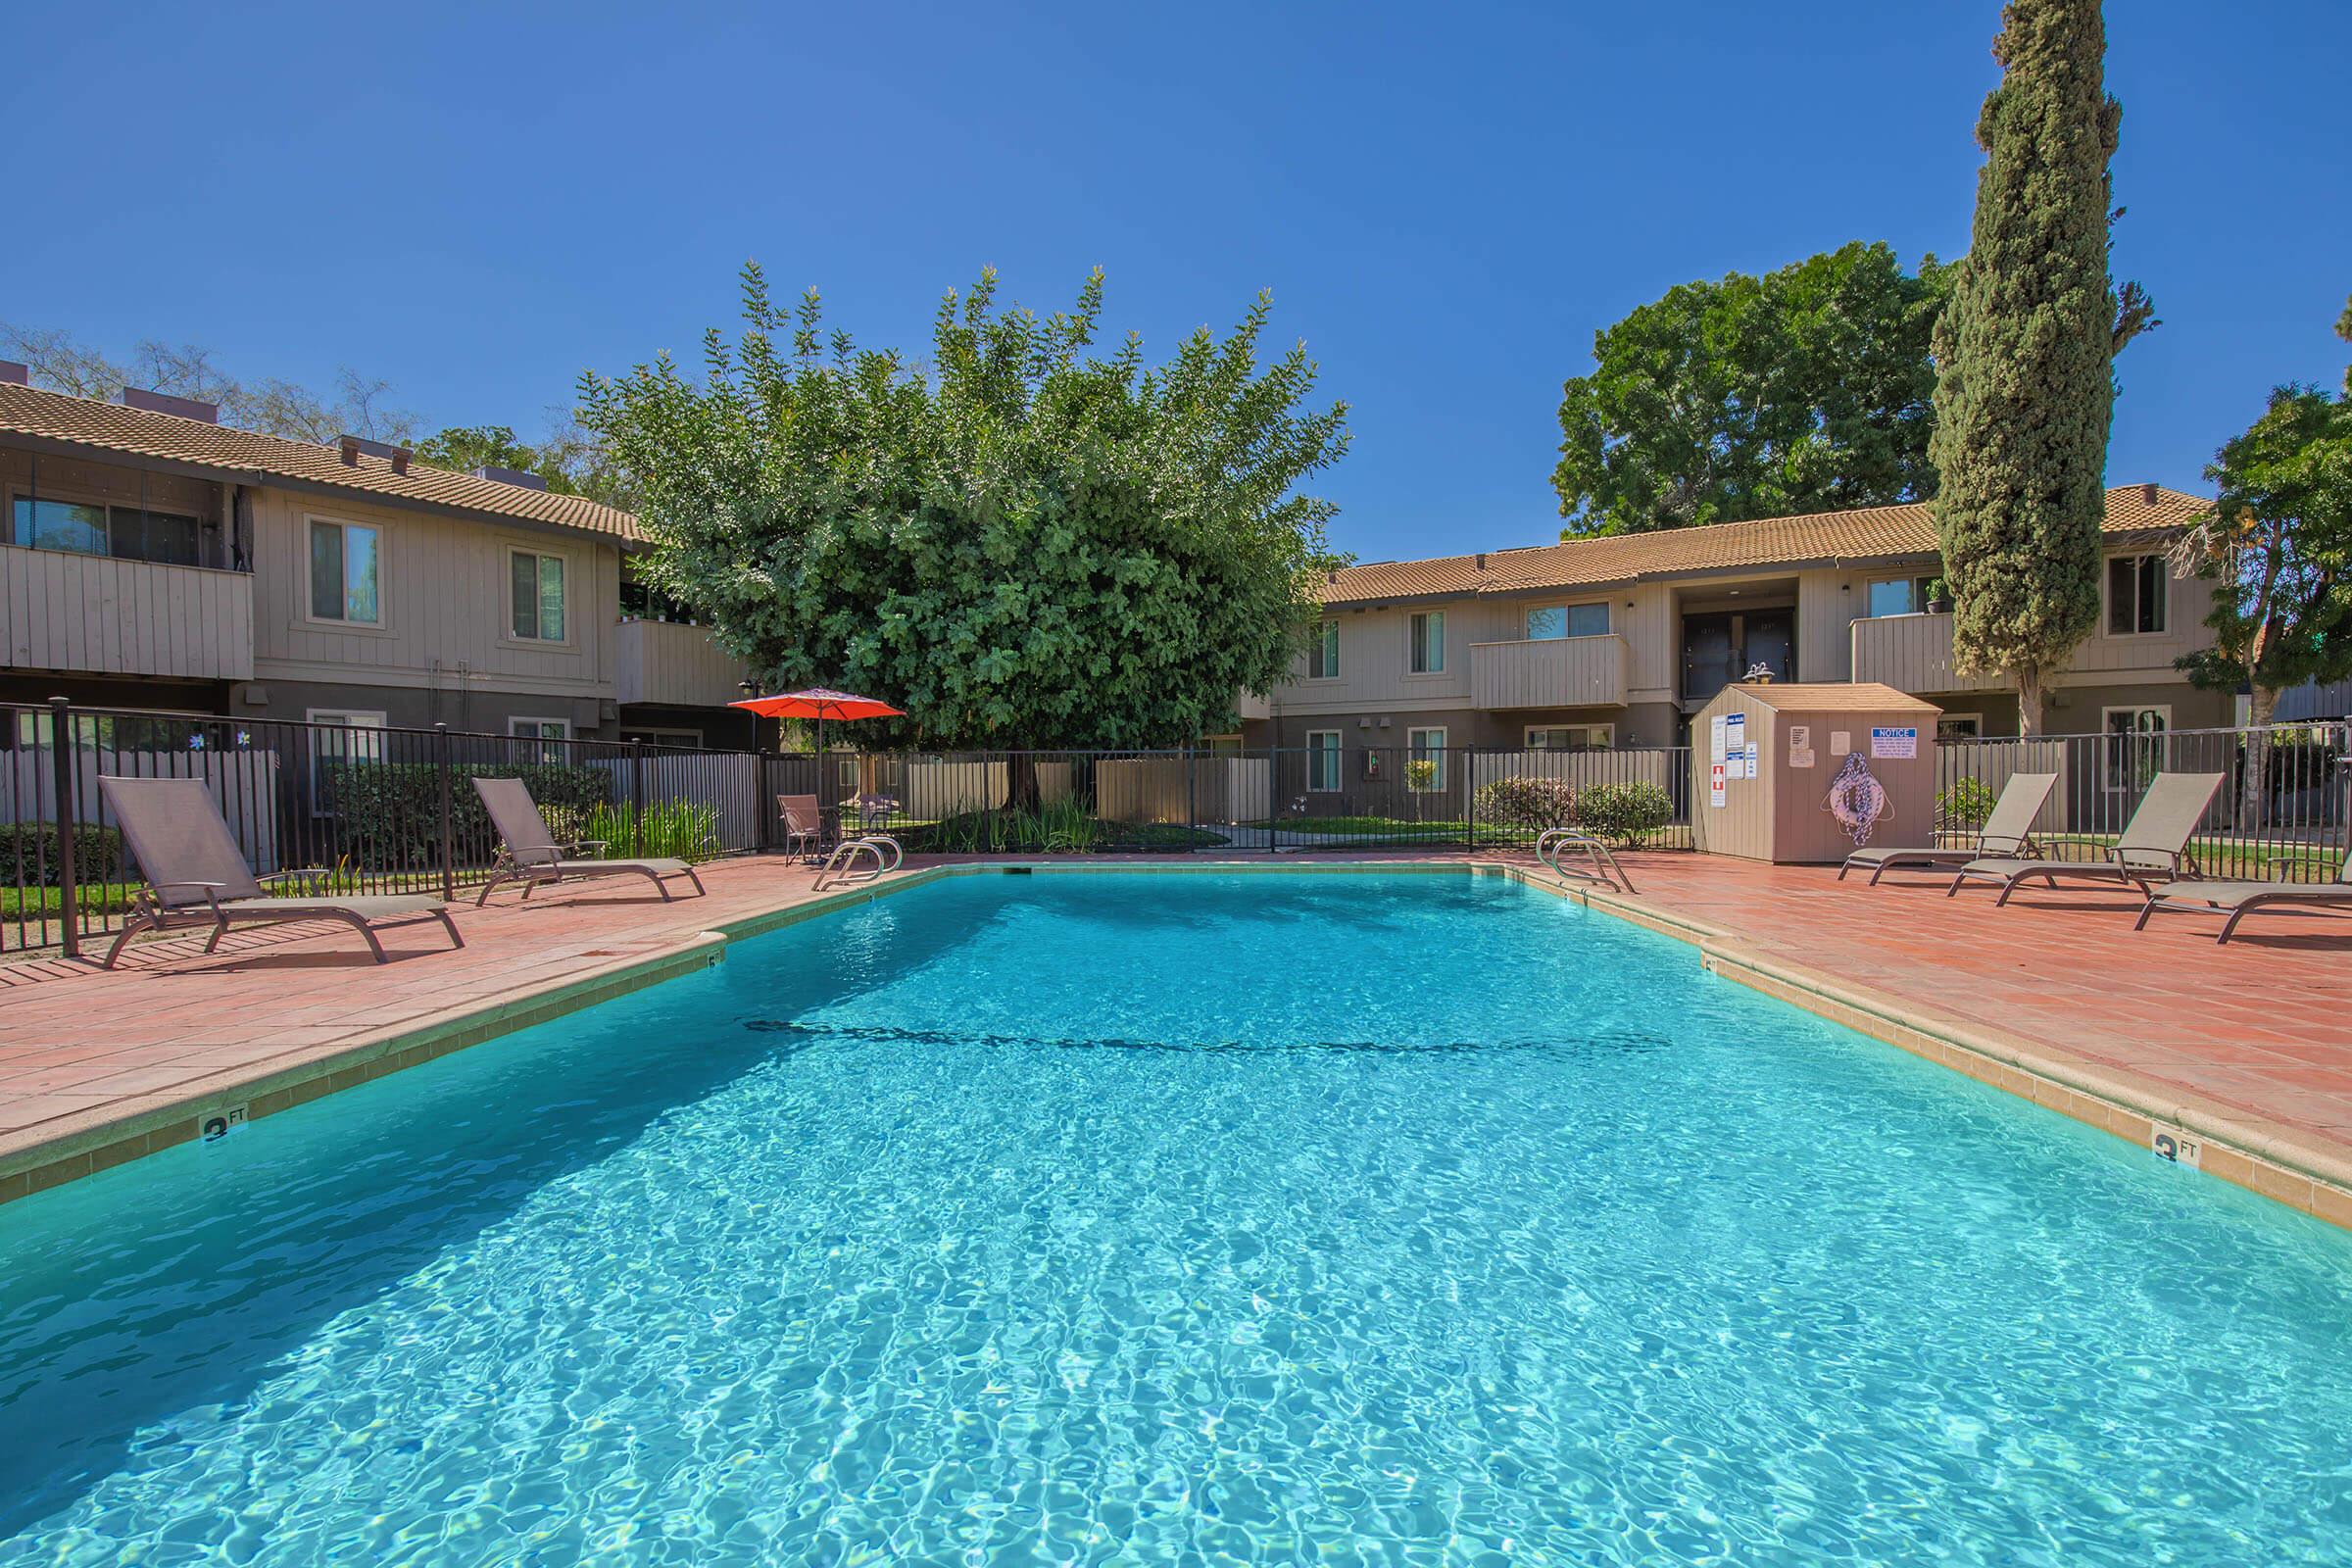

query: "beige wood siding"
(245, 485), (618, 701)
(1274, 605), (1476, 713)
(1, 542), (254, 680)
(1853, 555), (2218, 696)
(1470, 633), (1628, 709)
(615, 619), (757, 707)
(1849, 613), (2007, 694)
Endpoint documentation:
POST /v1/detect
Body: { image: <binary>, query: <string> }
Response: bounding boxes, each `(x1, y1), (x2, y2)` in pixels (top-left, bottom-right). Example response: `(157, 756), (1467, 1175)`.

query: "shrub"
(0, 822), (125, 886)
(921, 798), (1104, 854)
(1574, 780), (1674, 843)
(1936, 776), (1998, 834)
(1473, 775), (1578, 831)
(322, 760), (612, 869)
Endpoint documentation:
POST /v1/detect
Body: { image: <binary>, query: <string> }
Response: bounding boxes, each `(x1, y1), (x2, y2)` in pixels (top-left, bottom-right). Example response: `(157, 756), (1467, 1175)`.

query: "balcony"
(0, 544), (253, 681)
(614, 618), (758, 708)
(1234, 690), (1271, 722)
(1849, 612), (2006, 696)
(1471, 633), (1627, 710)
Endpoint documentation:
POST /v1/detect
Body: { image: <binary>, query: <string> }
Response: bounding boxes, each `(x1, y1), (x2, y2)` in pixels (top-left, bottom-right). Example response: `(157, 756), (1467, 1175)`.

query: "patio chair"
(777, 794), (825, 859)
(96, 775), (462, 967)
(1840, 771), (2058, 885)
(1945, 771), (2225, 906)
(2135, 848), (2352, 944)
(471, 776), (707, 905)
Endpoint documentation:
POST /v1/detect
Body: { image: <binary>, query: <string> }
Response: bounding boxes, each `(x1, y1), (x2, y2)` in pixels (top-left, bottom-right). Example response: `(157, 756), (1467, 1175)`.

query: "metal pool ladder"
(1537, 829), (1634, 894)
(814, 834), (904, 892)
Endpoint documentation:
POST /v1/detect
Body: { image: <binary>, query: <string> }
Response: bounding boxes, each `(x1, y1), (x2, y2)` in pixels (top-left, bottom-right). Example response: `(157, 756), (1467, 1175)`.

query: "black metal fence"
(23, 701), (2332, 961)
(1936, 721), (2350, 881)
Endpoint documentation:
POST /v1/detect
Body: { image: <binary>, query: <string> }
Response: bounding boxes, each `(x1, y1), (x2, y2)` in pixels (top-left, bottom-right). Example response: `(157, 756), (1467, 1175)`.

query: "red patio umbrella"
(729, 687), (906, 820)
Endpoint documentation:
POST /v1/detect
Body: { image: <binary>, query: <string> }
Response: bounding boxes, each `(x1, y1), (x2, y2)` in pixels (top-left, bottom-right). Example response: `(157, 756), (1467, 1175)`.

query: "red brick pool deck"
(2, 852), (2347, 1225)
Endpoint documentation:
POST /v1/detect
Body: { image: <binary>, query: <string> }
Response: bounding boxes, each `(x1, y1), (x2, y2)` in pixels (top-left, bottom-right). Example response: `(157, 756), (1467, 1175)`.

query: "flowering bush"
(1472, 775), (1577, 830)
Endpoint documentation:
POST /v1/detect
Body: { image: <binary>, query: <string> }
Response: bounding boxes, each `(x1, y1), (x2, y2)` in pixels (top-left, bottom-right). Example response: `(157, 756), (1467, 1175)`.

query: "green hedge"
(1472, 775), (1579, 831)
(1575, 780), (1676, 843)
(0, 821), (125, 886)
(322, 761), (611, 869)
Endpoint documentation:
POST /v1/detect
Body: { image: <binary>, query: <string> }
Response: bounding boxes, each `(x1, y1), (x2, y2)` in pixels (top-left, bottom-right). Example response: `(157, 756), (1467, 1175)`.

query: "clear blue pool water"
(2, 870), (2349, 1565)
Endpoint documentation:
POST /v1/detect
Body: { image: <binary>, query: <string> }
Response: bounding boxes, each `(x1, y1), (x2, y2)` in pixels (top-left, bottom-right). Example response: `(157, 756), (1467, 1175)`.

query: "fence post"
(1464, 746), (1475, 853)
(629, 739), (647, 858)
(48, 697), (78, 961)
(1184, 744), (1197, 848)
(434, 723), (456, 902)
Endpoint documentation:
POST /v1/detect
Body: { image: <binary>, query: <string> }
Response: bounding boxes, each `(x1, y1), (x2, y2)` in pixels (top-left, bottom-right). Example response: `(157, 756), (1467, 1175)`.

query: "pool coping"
(3, 858), (2347, 1234)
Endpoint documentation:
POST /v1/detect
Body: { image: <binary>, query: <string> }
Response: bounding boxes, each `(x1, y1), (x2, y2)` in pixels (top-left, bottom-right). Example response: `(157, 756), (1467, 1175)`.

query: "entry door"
(1682, 614), (1738, 700)
(1741, 611), (1794, 682)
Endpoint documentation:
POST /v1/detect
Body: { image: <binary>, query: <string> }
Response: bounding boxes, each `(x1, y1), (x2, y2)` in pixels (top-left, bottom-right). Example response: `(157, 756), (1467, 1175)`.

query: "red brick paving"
(1, 850), (2347, 1200)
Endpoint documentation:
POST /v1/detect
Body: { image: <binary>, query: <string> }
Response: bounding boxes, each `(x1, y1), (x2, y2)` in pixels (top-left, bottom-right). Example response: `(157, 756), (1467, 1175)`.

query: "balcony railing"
(1849, 612), (2007, 695)
(1470, 633), (1628, 710)
(0, 544), (253, 681)
(614, 618), (758, 708)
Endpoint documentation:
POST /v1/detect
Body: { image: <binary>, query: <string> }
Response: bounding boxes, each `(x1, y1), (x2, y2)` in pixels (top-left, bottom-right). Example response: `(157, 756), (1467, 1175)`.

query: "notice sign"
(1710, 714), (1728, 763)
(1788, 725), (1815, 768)
(1724, 712), (1747, 777)
(1871, 725), (1919, 760)
(1744, 742), (1759, 775)
(1831, 730), (1852, 757)
(1709, 761), (1727, 808)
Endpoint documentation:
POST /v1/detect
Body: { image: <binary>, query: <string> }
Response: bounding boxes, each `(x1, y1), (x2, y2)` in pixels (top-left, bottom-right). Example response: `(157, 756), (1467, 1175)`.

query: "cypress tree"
(1930, 0), (2151, 734)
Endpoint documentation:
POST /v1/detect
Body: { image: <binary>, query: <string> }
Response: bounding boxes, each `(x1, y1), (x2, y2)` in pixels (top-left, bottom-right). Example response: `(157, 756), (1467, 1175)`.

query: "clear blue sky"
(5, 1), (2345, 564)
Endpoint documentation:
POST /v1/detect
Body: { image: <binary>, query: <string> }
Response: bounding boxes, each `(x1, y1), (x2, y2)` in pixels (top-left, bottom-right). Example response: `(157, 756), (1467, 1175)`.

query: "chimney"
(122, 386), (220, 423)
(391, 448), (412, 475)
(0, 361), (27, 386)
(1476, 553), (1487, 570)
(470, 464), (549, 492)
(2141, 481), (2159, 505)
(337, 436), (361, 466)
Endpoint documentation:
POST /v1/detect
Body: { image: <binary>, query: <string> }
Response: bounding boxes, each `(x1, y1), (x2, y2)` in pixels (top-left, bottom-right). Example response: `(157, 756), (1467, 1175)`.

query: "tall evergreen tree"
(1929, 0), (2155, 733)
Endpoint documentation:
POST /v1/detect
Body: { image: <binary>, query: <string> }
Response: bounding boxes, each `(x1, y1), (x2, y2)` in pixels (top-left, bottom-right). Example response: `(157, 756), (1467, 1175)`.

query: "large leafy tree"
(2173, 300), (2352, 826)
(579, 265), (1348, 760)
(1551, 242), (1953, 536)
(1929, 0), (2157, 734)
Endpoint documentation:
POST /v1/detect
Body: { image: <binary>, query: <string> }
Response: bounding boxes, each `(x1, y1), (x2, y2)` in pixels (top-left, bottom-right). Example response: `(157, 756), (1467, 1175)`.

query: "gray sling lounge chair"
(1946, 771), (2225, 906)
(1841, 771), (2057, 885)
(2135, 849), (2352, 943)
(98, 775), (462, 967)
(471, 776), (707, 905)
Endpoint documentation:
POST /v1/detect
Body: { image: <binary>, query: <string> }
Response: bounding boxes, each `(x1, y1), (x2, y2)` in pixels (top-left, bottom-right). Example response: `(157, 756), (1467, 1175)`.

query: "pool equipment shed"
(1690, 682), (1940, 863)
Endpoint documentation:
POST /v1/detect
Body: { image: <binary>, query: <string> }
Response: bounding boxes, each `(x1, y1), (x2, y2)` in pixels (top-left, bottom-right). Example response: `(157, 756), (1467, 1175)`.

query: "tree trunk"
(1006, 752), (1042, 812)
(2240, 685), (2278, 834)
(2015, 666), (2046, 737)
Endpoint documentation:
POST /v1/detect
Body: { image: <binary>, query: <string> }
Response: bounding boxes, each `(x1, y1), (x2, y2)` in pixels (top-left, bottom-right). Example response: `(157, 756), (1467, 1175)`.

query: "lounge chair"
(777, 794), (824, 859)
(1841, 771), (2058, 885)
(1946, 771), (2225, 906)
(471, 776), (707, 905)
(2135, 849), (2352, 943)
(97, 775), (462, 967)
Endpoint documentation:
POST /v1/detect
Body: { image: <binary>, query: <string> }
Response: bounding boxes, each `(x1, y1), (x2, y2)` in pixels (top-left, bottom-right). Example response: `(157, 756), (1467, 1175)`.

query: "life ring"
(1824, 754), (1889, 847)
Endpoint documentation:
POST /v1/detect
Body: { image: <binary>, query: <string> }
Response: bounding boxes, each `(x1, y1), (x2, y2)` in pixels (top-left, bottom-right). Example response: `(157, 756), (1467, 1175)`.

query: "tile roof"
(0, 380), (642, 543)
(1319, 486), (2211, 607)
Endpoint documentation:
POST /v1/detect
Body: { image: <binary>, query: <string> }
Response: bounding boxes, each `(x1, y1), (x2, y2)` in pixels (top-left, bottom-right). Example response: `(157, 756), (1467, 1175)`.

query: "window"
(510, 716), (570, 763)
(308, 519), (380, 624)
(1526, 725), (1613, 751)
(307, 710), (386, 808)
(2102, 707), (2170, 793)
(12, 498), (200, 564)
(1307, 618), (1341, 679)
(510, 550), (567, 641)
(1867, 576), (1937, 617)
(1527, 603), (1610, 640)
(621, 725), (704, 748)
(1305, 729), (1342, 791)
(1936, 715), (1983, 741)
(2107, 554), (2167, 635)
(1409, 611), (1446, 674)
(1406, 726), (1446, 790)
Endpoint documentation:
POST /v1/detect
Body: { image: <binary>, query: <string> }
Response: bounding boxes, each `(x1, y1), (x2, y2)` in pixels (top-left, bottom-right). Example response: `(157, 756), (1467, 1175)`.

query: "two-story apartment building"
(1249, 484), (2226, 760)
(0, 373), (760, 748)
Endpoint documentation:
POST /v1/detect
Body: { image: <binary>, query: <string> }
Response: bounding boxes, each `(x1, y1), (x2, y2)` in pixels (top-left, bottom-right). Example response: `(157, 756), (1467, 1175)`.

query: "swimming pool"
(2, 869), (2348, 1564)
